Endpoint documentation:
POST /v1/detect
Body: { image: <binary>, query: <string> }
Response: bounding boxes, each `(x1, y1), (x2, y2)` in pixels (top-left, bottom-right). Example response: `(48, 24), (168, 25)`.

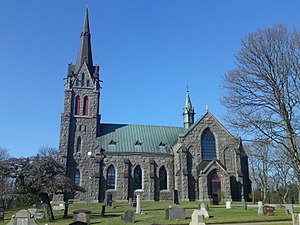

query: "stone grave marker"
(121, 210), (134, 223)
(0, 206), (4, 222)
(199, 202), (209, 211)
(7, 209), (39, 225)
(173, 190), (179, 204)
(73, 210), (91, 225)
(258, 201), (264, 216)
(285, 204), (294, 214)
(164, 208), (170, 219)
(199, 204), (209, 219)
(128, 198), (133, 207)
(100, 205), (106, 217)
(105, 192), (113, 207)
(189, 210), (206, 225)
(168, 207), (185, 220)
(262, 205), (275, 216)
(225, 201), (231, 209)
(292, 213), (300, 225)
(243, 201), (247, 210)
(134, 189), (144, 214)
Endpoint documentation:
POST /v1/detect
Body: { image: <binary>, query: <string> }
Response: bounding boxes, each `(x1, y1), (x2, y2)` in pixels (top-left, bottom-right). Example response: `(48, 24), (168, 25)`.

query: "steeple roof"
(75, 7), (93, 73)
(185, 88), (193, 110)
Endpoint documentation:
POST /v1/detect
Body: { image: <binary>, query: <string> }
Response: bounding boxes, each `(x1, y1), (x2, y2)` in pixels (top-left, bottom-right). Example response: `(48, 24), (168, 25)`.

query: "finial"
(186, 83), (189, 92)
(86, 0), (89, 8)
(206, 105), (209, 112)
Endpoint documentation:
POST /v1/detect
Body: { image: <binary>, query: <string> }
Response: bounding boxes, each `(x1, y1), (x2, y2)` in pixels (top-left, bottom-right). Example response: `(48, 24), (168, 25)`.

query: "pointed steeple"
(183, 87), (195, 129)
(75, 7), (93, 73)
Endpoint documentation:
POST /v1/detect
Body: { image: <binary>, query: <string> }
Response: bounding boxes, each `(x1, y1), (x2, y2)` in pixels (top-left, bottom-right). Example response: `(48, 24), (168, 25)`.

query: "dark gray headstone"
(128, 198), (133, 207)
(73, 210), (91, 225)
(173, 190), (179, 204)
(121, 210), (134, 223)
(164, 208), (170, 219)
(243, 201), (247, 210)
(101, 205), (106, 217)
(168, 207), (185, 220)
(106, 193), (113, 207)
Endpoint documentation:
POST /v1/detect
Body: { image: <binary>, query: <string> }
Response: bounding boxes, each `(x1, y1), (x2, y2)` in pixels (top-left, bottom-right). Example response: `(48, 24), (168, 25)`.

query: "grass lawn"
(0, 201), (294, 225)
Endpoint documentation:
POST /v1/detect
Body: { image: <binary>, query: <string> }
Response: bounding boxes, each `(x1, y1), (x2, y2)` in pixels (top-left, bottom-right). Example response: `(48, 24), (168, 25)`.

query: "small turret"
(183, 87), (195, 129)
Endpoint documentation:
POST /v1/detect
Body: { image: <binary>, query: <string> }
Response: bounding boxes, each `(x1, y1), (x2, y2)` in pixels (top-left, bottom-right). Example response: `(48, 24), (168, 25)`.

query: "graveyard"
(0, 201), (296, 225)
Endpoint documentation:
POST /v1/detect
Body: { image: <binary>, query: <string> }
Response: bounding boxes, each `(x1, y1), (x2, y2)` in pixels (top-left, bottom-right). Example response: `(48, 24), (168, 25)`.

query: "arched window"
(76, 137), (81, 152)
(87, 80), (90, 87)
(201, 128), (216, 159)
(106, 165), (116, 189)
(83, 96), (89, 116)
(81, 73), (85, 86)
(133, 165), (142, 190)
(74, 169), (80, 186)
(159, 166), (167, 190)
(75, 95), (80, 115)
(76, 79), (80, 86)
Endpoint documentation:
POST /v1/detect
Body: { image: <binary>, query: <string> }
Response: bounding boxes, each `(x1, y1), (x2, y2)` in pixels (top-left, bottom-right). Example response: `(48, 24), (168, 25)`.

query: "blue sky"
(1, 1), (299, 157)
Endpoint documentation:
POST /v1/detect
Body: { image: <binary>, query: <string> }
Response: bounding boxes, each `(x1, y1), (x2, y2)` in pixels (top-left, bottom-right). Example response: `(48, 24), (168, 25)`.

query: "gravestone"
(258, 201), (264, 216)
(73, 210), (91, 225)
(128, 198), (133, 207)
(173, 190), (179, 204)
(226, 201), (231, 209)
(6, 209), (39, 225)
(164, 208), (170, 219)
(168, 207), (185, 220)
(199, 203), (209, 211)
(243, 201), (247, 210)
(0, 207), (4, 222)
(100, 205), (106, 217)
(106, 192), (113, 207)
(198, 205), (209, 219)
(189, 210), (206, 225)
(286, 204), (294, 214)
(292, 213), (300, 225)
(121, 210), (134, 223)
(262, 205), (275, 216)
(134, 189), (144, 214)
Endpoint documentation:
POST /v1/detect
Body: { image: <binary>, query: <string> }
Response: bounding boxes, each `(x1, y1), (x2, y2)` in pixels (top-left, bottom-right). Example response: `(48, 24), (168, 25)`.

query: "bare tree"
(222, 24), (300, 180)
(38, 145), (58, 159)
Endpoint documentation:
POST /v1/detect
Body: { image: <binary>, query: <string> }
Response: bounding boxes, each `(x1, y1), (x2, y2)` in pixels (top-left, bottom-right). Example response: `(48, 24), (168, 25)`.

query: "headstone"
(258, 201), (264, 216)
(121, 210), (134, 223)
(262, 205), (275, 216)
(286, 204), (294, 214)
(168, 207), (185, 220)
(243, 201), (247, 210)
(164, 208), (170, 219)
(63, 202), (69, 219)
(292, 213), (300, 225)
(101, 205), (106, 217)
(6, 209), (39, 225)
(199, 203), (208, 211)
(134, 189), (144, 214)
(0, 207), (4, 222)
(226, 201), (231, 209)
(189, 210), (206, 225)
(105, 192), (113, 207)
(199, 205), (209, 219)
(173, 190), (179, 204)
(73, 210), (91, 225)
(128, 198), (133, 207)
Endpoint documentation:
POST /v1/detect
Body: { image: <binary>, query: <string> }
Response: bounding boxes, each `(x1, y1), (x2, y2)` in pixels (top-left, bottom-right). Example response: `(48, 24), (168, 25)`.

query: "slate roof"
(96, 123), (184, 154)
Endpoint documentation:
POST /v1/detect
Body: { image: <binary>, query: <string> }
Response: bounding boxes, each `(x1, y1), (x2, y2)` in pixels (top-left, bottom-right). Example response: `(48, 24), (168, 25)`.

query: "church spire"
(75, 7), (93, 73)
(183, 87), (195, 129)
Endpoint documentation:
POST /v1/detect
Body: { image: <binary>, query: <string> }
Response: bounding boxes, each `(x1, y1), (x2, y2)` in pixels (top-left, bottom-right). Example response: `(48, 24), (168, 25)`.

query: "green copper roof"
(96, 124), (184, 154)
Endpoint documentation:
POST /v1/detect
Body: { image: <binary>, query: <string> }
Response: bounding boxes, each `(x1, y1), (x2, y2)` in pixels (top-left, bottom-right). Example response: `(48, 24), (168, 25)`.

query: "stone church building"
(57, 8), (251, 203)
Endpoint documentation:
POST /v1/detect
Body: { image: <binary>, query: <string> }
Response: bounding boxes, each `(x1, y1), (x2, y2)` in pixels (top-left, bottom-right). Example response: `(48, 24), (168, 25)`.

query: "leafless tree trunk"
(222, 24), (300, 180)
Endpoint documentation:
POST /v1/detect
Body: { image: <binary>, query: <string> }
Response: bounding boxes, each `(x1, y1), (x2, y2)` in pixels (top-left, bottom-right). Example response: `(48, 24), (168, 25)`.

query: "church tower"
(183, 88), (195, 129)
(58, 7), (100, 200)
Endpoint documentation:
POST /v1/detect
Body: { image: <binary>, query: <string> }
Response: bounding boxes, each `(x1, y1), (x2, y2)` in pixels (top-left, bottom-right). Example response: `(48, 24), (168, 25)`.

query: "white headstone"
(134, 189), (144, 214)
(258, 202), (264, 216)
(226, 201), (231, 209)
(189, 210), (206, 225)
(199, 205), (209, 219)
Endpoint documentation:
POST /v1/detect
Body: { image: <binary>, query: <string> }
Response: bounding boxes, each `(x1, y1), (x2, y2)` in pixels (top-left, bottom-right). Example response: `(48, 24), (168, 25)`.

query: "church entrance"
(208, 170), (221, 204)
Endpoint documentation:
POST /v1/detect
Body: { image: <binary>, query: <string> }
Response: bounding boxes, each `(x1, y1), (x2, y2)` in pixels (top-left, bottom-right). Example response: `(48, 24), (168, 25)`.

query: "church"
(57, 8), (251, 203)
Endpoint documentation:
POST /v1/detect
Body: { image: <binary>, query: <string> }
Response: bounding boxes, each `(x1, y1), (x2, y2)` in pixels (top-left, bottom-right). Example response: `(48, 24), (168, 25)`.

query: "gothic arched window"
(74, 169), (80, 186)
(106, 165), (116, 189)
(87, 80), (90, 87)
(201, 128), (216, 160)
(75, 95), (80, 115)
(159, 166), (167, 190)
(133, 165), (142, 190)
(83, 96), (89, 116)
(76, 137), (81, 152)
